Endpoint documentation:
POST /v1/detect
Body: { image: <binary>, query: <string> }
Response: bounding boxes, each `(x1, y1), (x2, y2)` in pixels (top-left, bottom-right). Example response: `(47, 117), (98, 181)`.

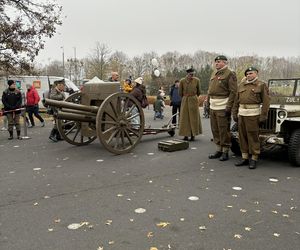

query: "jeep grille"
(260, 108), (277, 132)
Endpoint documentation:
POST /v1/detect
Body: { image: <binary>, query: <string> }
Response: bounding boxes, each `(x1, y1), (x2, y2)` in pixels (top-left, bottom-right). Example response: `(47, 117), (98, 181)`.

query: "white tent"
(86, 76), (105, 84)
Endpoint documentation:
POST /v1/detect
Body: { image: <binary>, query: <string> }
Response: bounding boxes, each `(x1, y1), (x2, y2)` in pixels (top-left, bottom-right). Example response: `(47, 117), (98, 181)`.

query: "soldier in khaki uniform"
(178, 67), (202, 141)
(49, 79), (66, 142)
(208, 55), (237, 161)
(232, 67), (270, 169)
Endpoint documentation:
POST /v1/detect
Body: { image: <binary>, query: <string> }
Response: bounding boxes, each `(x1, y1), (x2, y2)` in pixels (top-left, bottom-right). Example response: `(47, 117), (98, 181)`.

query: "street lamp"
(61, 46), (65, 78)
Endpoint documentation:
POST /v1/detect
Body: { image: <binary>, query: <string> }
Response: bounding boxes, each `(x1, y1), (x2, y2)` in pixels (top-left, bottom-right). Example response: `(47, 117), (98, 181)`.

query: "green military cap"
(186, 67), (195, 73)
(215, 55), (228, 61)
(54, 79), (65, 85)
(244, 66), (258, 76)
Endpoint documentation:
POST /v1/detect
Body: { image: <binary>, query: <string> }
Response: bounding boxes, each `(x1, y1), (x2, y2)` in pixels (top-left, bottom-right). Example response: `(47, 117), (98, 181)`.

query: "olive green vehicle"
(231, 78), (300, 166)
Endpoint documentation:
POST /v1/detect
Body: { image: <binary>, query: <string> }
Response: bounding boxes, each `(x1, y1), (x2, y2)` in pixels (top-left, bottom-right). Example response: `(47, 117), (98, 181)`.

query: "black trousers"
(27, 105), (44, 126)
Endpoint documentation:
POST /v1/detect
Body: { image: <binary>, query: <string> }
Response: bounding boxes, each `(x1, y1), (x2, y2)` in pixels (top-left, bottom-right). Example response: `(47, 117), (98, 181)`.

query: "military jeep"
(231, 78), (300, 166)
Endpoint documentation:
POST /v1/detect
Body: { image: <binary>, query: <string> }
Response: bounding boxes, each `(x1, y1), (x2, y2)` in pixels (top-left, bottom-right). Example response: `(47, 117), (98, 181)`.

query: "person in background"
(122, 77), (133, 93)
(208, 55), (237, 161)
(153, 93), (166, 120)
(108, 72), (119, 82)
(49, 79), (66, 142)
(158, 86), (166, 97)
(16, 82), (30, 127)
(130, 77), (146, 127)
(1, 80), (22, 139)
(232, 67), (270, 169)
(178, 67), (202, 141)
(26, 84), (45, 127)
(169, 79), (181, 125)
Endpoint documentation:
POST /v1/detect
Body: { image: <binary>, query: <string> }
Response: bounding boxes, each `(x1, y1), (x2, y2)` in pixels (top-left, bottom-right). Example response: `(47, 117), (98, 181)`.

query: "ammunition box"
(158, 139), (189, 152)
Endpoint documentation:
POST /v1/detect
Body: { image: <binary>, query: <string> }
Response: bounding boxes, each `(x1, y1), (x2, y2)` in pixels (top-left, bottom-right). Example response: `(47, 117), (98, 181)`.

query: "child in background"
(122, 77), (133, 93)
(153, 93), (165, 120)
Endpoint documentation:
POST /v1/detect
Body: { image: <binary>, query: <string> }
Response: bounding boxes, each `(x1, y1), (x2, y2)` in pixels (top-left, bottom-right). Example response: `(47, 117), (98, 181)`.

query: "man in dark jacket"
(1, 80), (22, 139)
(169, 80), (181, 125)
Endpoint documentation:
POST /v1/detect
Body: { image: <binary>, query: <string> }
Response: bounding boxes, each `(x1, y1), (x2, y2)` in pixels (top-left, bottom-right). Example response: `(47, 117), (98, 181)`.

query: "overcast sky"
(36, 0), (300, 64)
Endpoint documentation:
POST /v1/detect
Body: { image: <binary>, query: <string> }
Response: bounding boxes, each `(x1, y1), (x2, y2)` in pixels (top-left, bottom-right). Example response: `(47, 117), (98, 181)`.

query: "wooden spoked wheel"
(96, 93), (145, 154)
(57, 92), (97, 146)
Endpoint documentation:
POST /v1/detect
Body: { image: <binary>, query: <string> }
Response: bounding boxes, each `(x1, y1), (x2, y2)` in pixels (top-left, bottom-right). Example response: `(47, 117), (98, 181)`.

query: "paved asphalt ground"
(0, 107), (299, 250)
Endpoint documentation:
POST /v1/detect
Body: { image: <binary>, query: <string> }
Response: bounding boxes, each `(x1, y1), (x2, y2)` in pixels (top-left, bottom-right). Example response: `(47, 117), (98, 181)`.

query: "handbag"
(141, 95), (149, 108)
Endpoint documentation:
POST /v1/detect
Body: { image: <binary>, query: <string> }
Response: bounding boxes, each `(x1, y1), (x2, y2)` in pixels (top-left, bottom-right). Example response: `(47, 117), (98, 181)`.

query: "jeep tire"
(288, 129), (300, 167)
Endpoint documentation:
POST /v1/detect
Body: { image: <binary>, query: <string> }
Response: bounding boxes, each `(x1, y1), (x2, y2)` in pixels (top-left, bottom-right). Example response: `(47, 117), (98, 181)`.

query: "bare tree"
(0, 0), (62, 74)
(84, 42), (111, 80)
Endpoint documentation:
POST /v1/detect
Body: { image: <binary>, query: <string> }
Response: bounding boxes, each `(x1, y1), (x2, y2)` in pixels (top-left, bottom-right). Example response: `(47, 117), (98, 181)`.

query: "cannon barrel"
(56, 111), (96, 123)
(44, 98), (99, 114)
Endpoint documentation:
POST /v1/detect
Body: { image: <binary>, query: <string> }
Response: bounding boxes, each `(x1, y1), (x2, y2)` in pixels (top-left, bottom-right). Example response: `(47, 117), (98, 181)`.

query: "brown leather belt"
(183, 94), (196, 96)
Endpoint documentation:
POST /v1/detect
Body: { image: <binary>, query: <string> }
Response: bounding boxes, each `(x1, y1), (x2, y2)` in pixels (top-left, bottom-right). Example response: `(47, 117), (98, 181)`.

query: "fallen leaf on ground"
(156, 222), (170, 228)
(234, 234), (242, 239)
(105, 220), (112, 225)
(188, 196), (199, 201)
(147, 232), (154, 238)
(135, 208), (146, 214)
(208, 214), (214, 219)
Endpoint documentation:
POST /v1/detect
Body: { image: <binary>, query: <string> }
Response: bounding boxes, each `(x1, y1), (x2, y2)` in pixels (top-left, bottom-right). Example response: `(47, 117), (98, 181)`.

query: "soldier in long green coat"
(178, 68), (202, 141)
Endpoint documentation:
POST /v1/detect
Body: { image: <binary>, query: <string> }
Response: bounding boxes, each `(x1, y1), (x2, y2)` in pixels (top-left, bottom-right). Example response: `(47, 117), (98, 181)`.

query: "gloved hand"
(259, 115), (267, 126)
(233, 115), (238, 123)
(225, 108), (231, 117)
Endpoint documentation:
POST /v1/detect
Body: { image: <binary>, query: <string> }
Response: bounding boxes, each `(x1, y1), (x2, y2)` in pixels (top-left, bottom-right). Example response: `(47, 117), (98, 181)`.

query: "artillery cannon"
(45, 82), (175, 154)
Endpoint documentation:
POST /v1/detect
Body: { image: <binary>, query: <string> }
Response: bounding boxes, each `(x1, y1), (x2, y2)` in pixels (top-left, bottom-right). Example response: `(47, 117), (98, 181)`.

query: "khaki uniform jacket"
(208, 67), (237, 110)
(232, 79), (270, 120)
(178, 77), (202, 135)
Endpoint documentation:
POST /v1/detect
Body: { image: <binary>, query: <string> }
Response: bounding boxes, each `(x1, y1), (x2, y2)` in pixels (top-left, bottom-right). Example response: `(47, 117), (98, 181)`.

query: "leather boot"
(17, 130), (22, 140)
(249, 159), (257, 169)
(235, 159), (249, 166)
(49, 129), (58, 142)
(190, 136), (195, 141)
(209, 151), (222, 159)
(8, 131), (13, 140)
(55, 129), (63, 140)
(183, 136), (188, 141)
(219, 152), (229, 161)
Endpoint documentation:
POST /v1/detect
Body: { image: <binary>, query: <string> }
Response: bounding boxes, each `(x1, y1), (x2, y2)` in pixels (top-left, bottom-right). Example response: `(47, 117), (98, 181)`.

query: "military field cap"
(215, 55), (228, 61)
(54, 78), (65, 85)
(186, 67), (195, 73)
(7, 80), (15, 86)
(134, 77), (143, 85)
(244, 66), (258, 76)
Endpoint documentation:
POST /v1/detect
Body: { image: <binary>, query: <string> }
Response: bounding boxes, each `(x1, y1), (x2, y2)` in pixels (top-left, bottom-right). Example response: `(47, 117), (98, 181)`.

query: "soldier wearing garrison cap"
(48, 79), (66, 142)
(208, 55), (237, 161)
(232, 67), (270, 169)
(178, 67), (202, 141)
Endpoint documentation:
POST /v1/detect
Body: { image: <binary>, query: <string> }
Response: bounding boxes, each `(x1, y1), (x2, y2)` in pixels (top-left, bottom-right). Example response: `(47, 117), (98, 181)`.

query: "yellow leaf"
(147, 232), (154, 238)
(156, 222), (170, 228)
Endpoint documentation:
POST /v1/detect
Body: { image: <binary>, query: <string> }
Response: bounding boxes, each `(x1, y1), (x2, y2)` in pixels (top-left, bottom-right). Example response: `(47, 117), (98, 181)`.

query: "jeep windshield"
(268, 78), (300, 97)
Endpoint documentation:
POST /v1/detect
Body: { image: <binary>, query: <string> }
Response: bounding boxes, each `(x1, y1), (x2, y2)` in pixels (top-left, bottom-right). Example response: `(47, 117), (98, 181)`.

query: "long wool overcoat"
(178, 77), (202, 136)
